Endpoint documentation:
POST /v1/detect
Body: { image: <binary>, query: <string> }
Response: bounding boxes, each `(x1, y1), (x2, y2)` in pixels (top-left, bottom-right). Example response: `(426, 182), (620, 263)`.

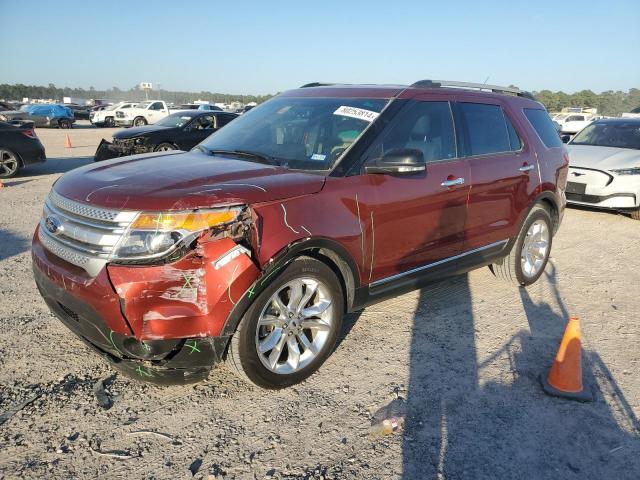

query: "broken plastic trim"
(212, 244), (252, 270)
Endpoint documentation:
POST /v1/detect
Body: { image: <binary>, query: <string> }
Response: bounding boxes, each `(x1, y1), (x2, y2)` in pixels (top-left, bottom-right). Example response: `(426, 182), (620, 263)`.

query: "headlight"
(110, 207), (243, 262)
(134, 137), (145, 145)
(611, 167), (640, 175)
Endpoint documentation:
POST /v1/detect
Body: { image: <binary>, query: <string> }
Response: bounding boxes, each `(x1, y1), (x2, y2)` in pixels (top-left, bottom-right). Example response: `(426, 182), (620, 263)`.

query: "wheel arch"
(218, 237), (360, 341)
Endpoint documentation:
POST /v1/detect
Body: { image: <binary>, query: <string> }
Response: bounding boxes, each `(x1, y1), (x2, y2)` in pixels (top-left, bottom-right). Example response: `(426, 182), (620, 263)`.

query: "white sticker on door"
(333, 106), (379, 122)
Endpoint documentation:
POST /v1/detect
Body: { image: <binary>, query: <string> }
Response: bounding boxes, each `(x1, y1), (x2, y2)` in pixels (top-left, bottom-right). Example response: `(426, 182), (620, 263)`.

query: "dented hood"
(54, 151), (326, 211)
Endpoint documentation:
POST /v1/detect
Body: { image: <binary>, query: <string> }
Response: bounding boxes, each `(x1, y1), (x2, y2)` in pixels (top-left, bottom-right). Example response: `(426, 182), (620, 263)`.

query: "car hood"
(53, 150), (326, 211)
(567, 145), (640, 170)
(113, 125), (173, 139)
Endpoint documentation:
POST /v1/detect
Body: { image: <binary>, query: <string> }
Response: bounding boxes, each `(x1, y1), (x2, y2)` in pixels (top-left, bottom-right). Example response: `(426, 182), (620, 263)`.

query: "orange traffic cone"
(541, 317), (592, 402)
(65, 134), (72, 149)
(0, 181), (5, 188)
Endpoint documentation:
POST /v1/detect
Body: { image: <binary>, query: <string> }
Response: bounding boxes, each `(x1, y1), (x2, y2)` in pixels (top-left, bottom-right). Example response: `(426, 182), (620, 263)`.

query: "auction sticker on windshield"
(333, 106), (379, 122)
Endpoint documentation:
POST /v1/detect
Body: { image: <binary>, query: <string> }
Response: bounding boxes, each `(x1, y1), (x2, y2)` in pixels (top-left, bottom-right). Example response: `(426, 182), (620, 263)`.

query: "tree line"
(0, 83), (274, 105)
(1, 83), (639, 115)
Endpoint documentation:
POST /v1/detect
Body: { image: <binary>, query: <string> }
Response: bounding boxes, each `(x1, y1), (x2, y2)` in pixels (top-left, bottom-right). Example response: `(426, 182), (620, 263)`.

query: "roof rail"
(411, 79), (536, 100)
(300, 82), (336, 88)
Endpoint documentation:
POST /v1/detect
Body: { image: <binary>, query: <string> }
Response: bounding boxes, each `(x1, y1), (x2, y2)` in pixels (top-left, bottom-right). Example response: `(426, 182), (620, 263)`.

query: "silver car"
(566, 118), (640, 220)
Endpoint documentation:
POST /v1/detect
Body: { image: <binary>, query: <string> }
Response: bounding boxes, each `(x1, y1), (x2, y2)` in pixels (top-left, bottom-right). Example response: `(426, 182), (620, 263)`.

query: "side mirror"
(561, 135), (571, 144)
(365, 148), (426, 175)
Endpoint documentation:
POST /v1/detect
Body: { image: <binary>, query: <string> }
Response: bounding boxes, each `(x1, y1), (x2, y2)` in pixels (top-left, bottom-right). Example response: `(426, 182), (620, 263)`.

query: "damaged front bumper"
(32, 230), (260, 385)
(94, 139), (153, 162)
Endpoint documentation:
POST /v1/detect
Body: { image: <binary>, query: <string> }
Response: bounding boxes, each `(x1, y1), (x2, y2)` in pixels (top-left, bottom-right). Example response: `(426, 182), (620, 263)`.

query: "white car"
(555, 113), (597, 134)
(566, 118), (640, 220)
(115, 100), (170, 127)
(90, 102), (138, 127)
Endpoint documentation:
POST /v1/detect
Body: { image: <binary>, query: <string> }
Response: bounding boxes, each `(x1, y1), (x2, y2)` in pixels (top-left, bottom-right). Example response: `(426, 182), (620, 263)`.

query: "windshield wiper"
(202, 148), (280, 165)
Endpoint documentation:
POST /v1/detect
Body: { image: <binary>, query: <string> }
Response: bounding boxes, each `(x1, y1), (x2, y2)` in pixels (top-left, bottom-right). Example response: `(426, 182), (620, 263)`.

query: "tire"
(490, 205), (553, 286)
(59, 119), (71, 129)
(154, 142), (177, 152)
(133, 117), (147, 127)
(629, 209), (640, 221)
(227, 256), (344, 389)
(104, 117), (115, 128)
(0, 148), (20, 178)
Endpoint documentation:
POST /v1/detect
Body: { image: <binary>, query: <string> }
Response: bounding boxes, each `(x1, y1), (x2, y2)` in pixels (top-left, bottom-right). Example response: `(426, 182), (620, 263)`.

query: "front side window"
(150, 102), (163, 111)
(459, 103), (511, 156)
(524, 108), (563, 148)
(364, 101), (456, 163)
(198, 96), (389, 170)
(570, 122), (640, 150)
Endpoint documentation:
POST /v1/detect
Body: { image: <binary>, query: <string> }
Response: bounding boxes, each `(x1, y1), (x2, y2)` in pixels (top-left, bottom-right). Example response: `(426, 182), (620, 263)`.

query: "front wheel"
(490, 205), (553, 286)
(154, 142), (176, 152)
(227, 257), (344, 389)
(104, 117), (115, 127)
(59, 119), (71, 129)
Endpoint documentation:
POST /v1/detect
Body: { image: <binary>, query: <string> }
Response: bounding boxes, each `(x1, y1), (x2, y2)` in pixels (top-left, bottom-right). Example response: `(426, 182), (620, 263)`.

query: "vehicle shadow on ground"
(0, 228), (30, 261)
(398, 265), (639, 479)
(18, 156), (94, 178)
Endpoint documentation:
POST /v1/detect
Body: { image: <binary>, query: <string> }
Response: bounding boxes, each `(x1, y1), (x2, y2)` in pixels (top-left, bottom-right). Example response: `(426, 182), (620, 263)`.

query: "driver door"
(356, 97), (471, 283)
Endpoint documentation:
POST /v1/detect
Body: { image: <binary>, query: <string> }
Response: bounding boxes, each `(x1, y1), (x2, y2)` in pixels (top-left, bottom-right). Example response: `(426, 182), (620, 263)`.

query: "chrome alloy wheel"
(0, 149), (19, 178)
(521, 219), (550, 278)
(255, 278), (335, 374)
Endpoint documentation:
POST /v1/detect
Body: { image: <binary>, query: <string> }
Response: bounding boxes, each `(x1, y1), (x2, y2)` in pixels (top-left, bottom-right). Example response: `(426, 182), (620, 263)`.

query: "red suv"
(32, 80), (568, 388)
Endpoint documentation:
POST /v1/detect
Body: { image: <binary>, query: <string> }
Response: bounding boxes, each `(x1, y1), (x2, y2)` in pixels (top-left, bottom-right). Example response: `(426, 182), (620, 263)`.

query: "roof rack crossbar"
(411, 79), (536, 100)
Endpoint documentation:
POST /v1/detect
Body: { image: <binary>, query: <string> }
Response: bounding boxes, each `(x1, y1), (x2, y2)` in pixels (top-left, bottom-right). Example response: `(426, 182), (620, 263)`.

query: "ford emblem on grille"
(45, 216), (63, 235)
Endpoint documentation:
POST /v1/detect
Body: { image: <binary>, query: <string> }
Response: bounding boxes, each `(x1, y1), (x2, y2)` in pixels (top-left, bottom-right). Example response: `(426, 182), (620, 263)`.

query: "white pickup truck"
(90, 101), (139, 127)
(115, 100), (172, 127)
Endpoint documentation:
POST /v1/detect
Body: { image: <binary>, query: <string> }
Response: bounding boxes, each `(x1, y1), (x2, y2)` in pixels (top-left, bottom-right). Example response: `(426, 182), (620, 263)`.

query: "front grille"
(40, 191), (139, 276)
(567, 192), (637, 204)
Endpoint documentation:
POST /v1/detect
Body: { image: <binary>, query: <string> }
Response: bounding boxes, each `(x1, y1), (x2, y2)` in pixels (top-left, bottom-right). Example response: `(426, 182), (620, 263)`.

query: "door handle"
(519, 164), (535, 172)
(441, 177), (465, 187)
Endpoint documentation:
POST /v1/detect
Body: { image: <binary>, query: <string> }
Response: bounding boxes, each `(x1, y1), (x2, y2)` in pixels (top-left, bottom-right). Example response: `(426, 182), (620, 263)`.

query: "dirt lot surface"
(1, 124), (639, 479)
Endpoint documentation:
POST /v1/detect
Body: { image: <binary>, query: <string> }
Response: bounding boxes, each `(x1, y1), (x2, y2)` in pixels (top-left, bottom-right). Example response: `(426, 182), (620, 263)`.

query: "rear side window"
(459, 103), (511, 155)
(367, 101), (457, 163)
(524, 108), (563, 148)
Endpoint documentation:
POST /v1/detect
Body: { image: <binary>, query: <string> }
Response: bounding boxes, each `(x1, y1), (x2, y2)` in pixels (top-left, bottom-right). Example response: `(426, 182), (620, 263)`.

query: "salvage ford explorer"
(32, 80), (568, 388)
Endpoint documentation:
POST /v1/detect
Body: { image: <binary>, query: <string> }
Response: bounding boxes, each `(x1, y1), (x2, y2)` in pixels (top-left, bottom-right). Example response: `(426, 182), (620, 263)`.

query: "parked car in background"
(0, 101), (15, 111)
(566, 118), (640, 220)
(115, 100), (171, 127)
(90, 101), (138, 127)
(0, 120), (46, 178)
(621, 106), (640, 119)
(94, 110), (239, 161)
(0, 104), (75, 128)
(173, 103), (223, 112)
(32, 80), (568, 388)
(554, 113), (597, 134)
(65, 103), (91, 120)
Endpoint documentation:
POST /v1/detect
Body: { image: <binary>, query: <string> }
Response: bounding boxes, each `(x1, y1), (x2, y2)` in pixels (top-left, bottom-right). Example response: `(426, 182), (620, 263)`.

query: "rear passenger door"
(455, 99), (538, 250)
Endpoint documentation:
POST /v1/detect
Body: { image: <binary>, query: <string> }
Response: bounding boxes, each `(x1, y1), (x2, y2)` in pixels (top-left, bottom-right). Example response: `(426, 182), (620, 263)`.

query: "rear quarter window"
(524, 108), (563, 148)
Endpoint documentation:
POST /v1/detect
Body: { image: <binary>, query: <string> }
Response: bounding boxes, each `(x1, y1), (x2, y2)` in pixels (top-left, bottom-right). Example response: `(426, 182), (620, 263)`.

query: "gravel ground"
(0, 124), (639, 479)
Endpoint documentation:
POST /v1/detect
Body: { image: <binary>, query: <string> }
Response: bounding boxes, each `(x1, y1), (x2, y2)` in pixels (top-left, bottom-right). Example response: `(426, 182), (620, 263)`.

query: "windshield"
(155, 112), (195, 128)
(197, 96), (389, 170)
(571, 122), (640, 150)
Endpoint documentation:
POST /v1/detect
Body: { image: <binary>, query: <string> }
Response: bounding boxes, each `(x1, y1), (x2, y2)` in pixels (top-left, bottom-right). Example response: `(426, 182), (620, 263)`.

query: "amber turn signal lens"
(130, 208), (241, 232)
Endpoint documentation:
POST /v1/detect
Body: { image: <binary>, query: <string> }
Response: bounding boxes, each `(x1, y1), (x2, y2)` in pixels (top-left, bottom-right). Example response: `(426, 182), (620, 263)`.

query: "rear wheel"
(59, 119), (71, 129)
(133, 117), (147, 127)
(490, 205), (553, 286)
(154, 142), (176, 152)
(227, 257), (344, 389)
(0, 149), (20, 178)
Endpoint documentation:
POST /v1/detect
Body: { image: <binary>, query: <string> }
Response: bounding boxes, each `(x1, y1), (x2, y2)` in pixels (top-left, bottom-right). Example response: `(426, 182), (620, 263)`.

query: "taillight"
(21, 129), (37, 139)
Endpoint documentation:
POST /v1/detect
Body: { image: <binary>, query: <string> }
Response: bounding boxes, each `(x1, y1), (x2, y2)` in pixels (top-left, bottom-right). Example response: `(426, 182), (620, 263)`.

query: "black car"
(65, 104), (91, 120)
(0, 121), (46, 178)
(94, 110), (238, 161)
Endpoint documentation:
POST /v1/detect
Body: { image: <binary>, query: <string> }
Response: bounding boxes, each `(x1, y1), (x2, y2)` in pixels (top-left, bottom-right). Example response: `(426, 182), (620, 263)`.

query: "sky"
(1, 0), (639, 95)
